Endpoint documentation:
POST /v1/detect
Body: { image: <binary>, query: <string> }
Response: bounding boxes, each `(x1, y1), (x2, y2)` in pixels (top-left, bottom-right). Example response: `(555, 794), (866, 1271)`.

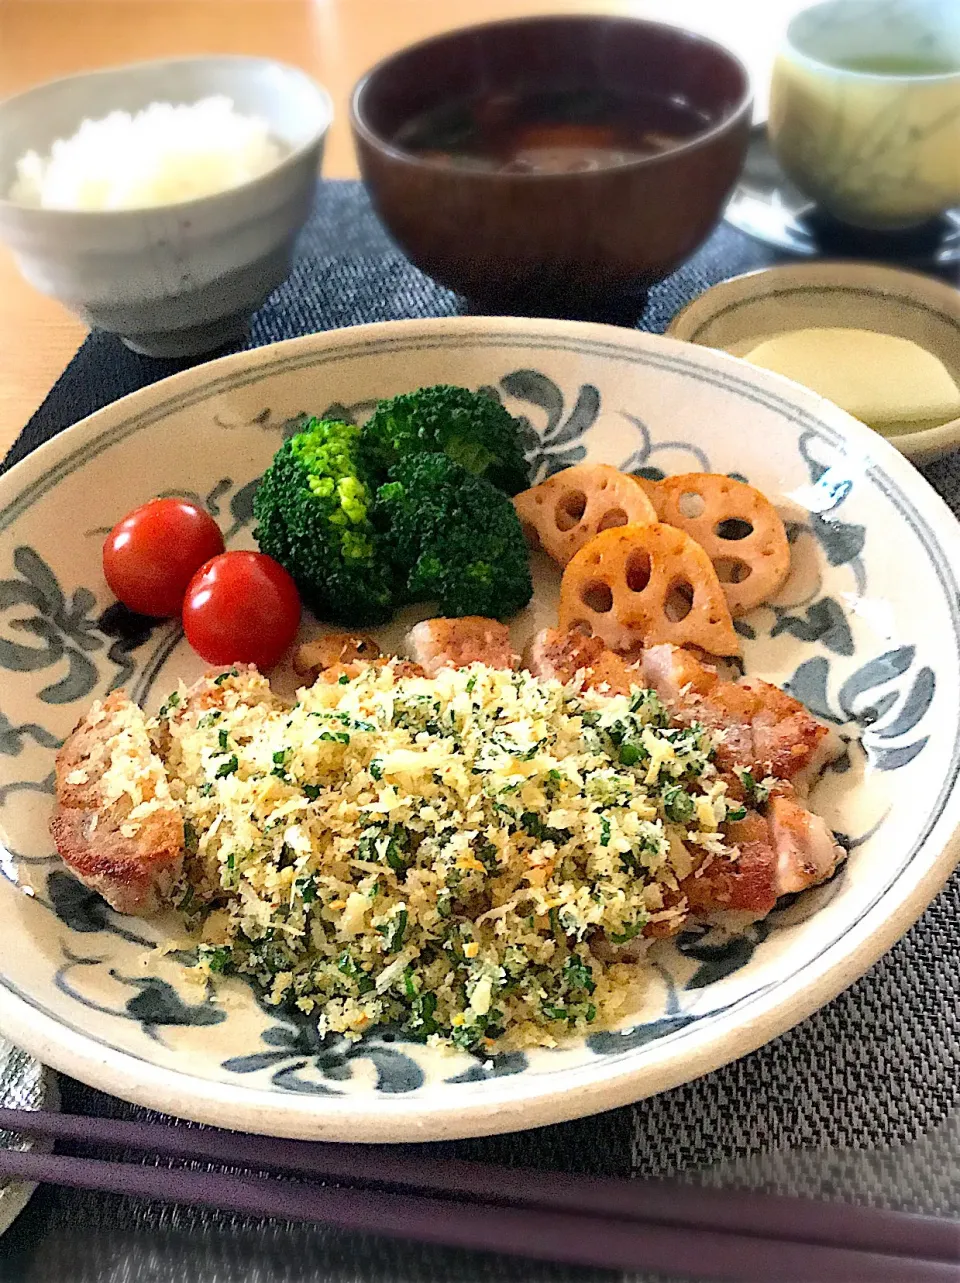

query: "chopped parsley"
(662, 785), (695, 824)
(380, 907), (408, 953)
(407, 991), (438, 1037)
(336, 950), (373, 993)
(477, 843), (499, 873)
(609, 920), (644, 944)
(318, 729), (350, 745)
(541, 1003), (571, 1022)
(359, 825), (410, 875)
(158, 691), (181, 717)
(294, 874), (318, 904)
(520, 811), (566, 845)
(736, 768), (772, 806)
(199, 945), (231, 973)
(563, 954), (596, 995)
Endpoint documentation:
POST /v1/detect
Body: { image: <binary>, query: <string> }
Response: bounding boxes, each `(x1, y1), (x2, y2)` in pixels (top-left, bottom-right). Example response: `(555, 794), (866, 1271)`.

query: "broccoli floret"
(253, 418), (395, 626)
(376, 454), (533, 619)
(359, 384), (530, 495)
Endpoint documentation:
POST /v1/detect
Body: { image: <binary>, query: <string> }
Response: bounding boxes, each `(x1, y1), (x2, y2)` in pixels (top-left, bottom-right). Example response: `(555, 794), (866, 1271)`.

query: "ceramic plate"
(668, 262), (960, 462)
(0, 317), (958, 1142)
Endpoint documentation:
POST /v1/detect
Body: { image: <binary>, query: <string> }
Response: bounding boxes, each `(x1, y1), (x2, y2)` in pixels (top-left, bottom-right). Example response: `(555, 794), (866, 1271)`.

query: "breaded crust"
(316, 658), (425, 684)
(50, 691), (183, 915)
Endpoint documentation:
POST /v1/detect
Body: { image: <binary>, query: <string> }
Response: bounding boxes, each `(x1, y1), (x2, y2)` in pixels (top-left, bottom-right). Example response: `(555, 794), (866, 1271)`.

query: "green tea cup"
(769, 0), (960, 230)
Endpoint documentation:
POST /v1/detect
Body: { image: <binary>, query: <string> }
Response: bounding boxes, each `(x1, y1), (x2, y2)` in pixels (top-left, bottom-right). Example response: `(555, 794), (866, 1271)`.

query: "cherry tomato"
(182, 551), (301, 670)
(103, 498), (225, 617)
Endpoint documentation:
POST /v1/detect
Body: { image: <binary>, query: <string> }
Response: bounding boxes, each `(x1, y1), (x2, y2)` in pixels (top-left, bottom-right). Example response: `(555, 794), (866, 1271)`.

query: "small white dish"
(0, 317), (959, 1142)
(0, 57), (332, 357)
(668, 262), (960, 461)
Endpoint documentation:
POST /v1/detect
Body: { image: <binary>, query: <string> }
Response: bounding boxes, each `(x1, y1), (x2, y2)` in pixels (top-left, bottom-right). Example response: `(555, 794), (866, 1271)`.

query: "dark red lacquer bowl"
(350, 16), (751, 319)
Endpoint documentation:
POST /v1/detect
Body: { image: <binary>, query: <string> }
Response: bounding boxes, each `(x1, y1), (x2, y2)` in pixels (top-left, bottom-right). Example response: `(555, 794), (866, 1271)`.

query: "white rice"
(10, 95), (283, 210)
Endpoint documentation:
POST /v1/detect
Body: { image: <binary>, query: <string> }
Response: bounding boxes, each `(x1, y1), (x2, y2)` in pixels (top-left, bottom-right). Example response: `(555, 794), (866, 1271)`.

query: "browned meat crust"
(407, 617), (520, 676)
(523, 627), (637, 694)
(50, 691), (183, 915)
(680, 811), (778, 917)
(293, 634), (382, 684)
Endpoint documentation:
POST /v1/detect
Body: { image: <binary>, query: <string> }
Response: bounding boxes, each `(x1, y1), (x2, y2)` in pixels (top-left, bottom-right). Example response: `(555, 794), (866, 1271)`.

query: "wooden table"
(0, 0), (803, 454)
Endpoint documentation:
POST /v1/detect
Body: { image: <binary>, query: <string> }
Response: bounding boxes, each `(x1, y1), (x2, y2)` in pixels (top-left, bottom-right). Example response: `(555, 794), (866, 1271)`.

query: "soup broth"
(393, 86), (712, 174)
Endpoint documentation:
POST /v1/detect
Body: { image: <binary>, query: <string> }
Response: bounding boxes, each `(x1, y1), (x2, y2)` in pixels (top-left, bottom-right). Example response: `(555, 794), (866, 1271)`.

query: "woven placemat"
(0, 181), (956, 1283)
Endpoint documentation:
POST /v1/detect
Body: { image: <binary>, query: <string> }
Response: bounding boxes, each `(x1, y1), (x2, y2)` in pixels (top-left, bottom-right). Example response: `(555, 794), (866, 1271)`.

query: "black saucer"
(724, 126), (960, 270)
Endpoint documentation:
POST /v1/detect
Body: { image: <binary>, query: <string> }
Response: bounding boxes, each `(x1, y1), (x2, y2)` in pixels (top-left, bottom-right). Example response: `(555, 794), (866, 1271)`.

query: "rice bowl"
(11, 96), (284, 211)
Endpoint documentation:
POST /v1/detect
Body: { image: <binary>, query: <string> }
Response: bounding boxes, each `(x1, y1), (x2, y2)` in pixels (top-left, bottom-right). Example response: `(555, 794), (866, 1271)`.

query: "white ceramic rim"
(667, 262), (960, 462)
(0, 54), (334, 217)
(0, 316), (958, 1142)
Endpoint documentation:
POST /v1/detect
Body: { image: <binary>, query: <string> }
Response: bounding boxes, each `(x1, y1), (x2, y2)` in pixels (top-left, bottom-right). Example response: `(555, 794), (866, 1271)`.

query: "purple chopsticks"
(0, 1110), (955, 1282)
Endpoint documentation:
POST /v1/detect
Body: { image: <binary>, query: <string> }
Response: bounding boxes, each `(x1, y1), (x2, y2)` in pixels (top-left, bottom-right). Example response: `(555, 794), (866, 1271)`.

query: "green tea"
(833, 53), (959, 76)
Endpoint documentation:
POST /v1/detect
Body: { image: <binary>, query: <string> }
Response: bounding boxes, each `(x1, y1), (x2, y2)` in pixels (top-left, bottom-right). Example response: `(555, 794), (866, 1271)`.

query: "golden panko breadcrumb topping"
(154, 661), (737, 1051)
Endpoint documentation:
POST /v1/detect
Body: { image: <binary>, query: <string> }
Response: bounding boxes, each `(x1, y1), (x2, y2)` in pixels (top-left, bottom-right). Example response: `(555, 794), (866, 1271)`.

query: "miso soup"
(393, 86), (712, 174)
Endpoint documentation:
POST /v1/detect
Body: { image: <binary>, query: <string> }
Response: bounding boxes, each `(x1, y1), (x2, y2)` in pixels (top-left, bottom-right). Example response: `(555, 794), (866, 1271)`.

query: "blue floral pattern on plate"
(0, 321), (955, 1140)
